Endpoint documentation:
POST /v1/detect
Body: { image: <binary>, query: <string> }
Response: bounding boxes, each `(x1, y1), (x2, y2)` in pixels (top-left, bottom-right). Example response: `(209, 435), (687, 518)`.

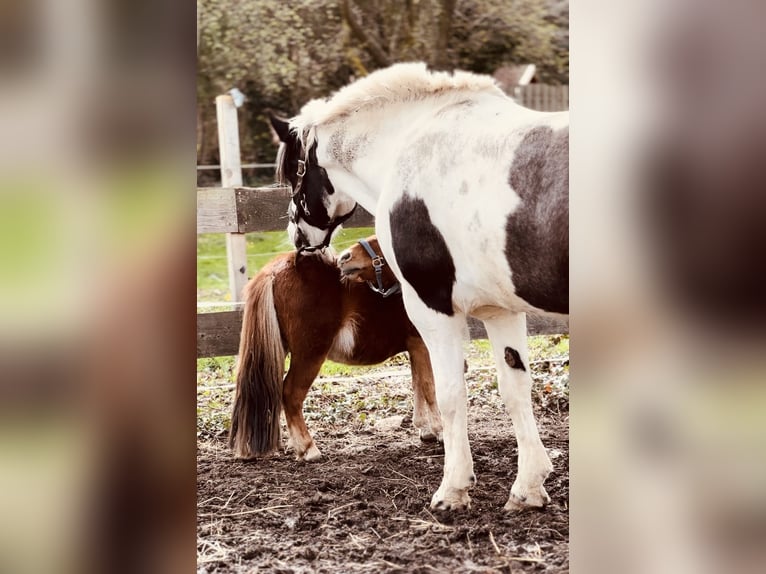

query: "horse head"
(269, 113), (357, 252)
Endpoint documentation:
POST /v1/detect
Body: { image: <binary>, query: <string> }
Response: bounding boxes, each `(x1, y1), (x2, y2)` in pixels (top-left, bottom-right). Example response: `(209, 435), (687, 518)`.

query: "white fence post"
(216, 94), (248, 302)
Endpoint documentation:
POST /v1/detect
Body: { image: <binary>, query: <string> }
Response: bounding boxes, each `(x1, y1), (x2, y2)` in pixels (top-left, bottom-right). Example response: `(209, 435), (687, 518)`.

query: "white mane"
(290, 62), (504, 139)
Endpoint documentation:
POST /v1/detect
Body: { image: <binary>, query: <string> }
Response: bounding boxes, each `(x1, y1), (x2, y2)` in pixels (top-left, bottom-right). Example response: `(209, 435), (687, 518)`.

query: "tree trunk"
(433, 0), (457, 70)
(341, 0), (391, 68)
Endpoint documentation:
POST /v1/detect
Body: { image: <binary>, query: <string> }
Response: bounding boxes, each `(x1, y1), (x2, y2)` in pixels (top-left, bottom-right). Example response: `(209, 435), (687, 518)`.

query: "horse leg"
(405, 335), (442, 442)
(401, 291), (473, 510)
(482, 310), (553, 510)
(282, 354), (325, 462)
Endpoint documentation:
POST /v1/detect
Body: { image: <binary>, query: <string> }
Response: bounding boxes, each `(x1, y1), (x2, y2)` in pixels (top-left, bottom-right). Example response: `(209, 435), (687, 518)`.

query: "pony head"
(269, 113), (357, 252)
(338, 236), (401, 298)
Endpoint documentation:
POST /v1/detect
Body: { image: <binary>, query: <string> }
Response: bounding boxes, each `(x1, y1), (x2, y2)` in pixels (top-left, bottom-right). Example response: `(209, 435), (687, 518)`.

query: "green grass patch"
(529, 334), (569, 360)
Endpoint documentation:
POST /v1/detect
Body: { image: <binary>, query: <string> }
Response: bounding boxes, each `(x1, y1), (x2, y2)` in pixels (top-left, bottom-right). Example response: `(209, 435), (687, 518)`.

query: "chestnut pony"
(229, 236), (442, 462)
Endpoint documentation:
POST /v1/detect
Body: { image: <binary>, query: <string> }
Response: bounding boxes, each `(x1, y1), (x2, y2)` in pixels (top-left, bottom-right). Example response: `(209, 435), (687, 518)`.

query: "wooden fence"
(516, 84), (569, 112)
(197, 94), (568, 358)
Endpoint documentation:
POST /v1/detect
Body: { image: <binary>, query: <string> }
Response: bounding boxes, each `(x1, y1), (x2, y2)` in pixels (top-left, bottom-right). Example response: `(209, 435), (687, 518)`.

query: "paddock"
(197, 95), (569, 573)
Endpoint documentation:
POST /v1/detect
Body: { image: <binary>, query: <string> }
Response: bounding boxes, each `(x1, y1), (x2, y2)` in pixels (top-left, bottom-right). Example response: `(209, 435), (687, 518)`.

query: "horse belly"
(326, 304), (410, 365)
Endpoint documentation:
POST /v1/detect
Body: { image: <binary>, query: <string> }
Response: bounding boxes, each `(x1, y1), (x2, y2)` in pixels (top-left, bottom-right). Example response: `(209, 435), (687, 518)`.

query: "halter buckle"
(296, 159), (306, 177)
(371, 256), (385, 268)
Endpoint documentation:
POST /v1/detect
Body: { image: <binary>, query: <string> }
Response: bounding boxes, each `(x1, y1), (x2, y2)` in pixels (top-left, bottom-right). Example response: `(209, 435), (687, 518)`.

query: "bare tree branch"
(434, 0), (457, 69)
(341, 0), (391, 68)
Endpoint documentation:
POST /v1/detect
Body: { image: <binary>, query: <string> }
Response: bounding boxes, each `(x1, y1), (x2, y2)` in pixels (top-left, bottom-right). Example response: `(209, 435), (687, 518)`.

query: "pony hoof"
(298, 443), (322, 462)
(418, 429), (439, 443)
(430, 488), (471, 511)
(504, 485), (550, 511)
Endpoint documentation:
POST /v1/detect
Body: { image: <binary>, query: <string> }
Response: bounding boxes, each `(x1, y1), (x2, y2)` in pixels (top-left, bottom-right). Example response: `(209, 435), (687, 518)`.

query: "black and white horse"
(270, 62), (568, 512)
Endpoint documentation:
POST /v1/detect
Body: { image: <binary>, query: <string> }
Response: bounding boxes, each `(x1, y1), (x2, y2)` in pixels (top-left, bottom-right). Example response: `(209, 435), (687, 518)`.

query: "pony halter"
(358, 239), (401, 298)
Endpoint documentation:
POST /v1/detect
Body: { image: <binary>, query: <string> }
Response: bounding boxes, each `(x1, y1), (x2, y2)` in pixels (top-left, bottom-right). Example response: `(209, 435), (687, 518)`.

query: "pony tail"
(229, 272), (286, 458)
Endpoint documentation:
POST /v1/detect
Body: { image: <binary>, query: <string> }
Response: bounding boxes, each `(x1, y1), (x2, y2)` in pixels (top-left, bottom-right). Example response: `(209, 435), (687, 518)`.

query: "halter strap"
(358, 238), (401, 298)
(291, 129), (358, 254)
(296, 205), (359, 256)
(292, 132), (310, 215)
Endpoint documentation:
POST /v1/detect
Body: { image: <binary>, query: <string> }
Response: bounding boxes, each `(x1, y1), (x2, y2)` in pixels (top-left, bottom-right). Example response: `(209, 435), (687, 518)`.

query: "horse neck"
(378, 264), (399, 288)
(315, 99), (458, 210)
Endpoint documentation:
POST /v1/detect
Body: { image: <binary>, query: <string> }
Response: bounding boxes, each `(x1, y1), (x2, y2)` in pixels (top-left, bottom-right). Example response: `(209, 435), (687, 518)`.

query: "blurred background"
(571, 1), (766, 573)
(0, 0), (764, 572)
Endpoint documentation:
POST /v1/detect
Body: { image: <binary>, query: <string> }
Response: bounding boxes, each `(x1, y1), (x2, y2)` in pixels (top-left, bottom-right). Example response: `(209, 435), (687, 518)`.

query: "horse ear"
(268, 111), (292, 143)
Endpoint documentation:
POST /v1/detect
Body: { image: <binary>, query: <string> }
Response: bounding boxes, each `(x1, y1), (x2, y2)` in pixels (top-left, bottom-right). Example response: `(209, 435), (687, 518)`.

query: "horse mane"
(290, 62), (504, 138)
(275, 142), (287, 184)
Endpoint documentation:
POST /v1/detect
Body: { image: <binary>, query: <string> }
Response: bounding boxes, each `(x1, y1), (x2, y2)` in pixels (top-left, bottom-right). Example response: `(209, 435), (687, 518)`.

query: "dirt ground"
(197, 345), (569, 573)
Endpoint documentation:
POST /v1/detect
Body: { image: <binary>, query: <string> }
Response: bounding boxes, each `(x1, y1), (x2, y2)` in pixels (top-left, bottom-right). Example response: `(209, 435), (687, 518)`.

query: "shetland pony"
(229, 237), (442, 462)
(270, 62), (568, 511)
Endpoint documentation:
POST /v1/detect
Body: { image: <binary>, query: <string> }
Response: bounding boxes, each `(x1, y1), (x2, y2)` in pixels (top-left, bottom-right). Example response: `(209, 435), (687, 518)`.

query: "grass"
(196, 336), (569, 438)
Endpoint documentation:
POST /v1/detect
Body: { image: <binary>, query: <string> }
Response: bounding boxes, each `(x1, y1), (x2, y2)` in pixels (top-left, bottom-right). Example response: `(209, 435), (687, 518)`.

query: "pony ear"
(268, 111), (293, 143)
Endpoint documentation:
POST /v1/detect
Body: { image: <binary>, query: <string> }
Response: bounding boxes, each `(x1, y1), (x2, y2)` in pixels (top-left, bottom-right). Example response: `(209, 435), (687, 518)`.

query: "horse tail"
(229, 271), (286, 459)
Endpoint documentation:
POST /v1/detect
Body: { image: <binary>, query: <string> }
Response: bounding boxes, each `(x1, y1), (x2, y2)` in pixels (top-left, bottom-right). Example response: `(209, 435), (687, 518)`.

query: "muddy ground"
(197, 344), (569, 573)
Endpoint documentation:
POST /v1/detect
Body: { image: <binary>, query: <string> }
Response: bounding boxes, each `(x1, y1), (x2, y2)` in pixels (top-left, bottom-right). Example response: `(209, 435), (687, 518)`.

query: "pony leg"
(405, 335), (442, 442)
(282, 354), (325, 462)
(483, 310), (553, 511)
(402, 292), (473, 510)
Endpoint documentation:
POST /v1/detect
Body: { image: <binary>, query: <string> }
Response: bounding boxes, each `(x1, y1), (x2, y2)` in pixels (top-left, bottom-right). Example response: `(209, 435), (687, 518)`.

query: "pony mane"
(290, 62), (504, 137)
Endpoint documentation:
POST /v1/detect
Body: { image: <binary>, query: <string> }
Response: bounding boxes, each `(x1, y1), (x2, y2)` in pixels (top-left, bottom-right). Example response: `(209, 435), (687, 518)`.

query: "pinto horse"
(270, 62), (568, 512)
(229, 236), (442, 462)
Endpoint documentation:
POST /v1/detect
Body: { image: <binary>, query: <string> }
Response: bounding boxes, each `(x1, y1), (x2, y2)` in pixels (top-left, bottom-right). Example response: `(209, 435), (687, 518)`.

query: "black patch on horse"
(270, 113), (338, 233)
(506, 126), (569, 314)
(504, 347), (526, 371)
(297, 140), (337, 229)
(390, 195), (456, 316)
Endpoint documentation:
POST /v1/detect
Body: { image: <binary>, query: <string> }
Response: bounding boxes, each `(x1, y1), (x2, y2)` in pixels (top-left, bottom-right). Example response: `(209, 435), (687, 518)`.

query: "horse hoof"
(503, 485), (550, 511)
(430, 488), (471, 511)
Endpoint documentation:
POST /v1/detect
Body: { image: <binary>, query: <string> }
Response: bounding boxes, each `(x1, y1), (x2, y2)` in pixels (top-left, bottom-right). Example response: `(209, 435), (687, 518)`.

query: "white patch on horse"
(322, 189), (357, 222)
(330, 315), (358, 359)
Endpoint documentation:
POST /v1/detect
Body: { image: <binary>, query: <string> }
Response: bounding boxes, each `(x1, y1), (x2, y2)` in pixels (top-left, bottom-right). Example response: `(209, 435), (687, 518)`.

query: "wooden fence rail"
(197, 308), (568, 358)
(197, 185), (375, 234)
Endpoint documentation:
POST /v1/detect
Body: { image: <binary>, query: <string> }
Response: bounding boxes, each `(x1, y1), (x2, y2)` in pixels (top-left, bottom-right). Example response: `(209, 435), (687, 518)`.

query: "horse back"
(268, 253), (345, 356)
(263, 251), (419, 366)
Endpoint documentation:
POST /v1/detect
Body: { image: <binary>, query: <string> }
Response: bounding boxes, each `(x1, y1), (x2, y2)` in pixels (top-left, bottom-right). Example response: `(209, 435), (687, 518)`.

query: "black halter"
(358, 238), (401, 298)
(291, 135), (310, 215)
(295, 204), (358, 255)
(292, 134), (357, 255)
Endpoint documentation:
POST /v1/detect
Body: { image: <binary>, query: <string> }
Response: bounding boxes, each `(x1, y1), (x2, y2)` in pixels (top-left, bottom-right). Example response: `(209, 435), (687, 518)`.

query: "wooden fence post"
(216, 94), (248, 302)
